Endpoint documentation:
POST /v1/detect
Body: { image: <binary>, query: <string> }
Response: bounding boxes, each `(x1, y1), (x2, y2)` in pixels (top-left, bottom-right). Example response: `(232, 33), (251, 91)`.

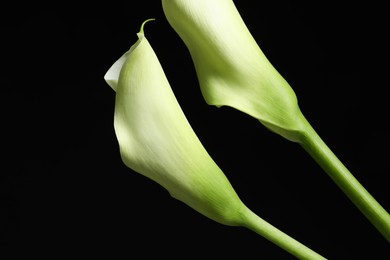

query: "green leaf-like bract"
(162, 0), (305, 142)
(105, 20), (247, 226)
(104, 19), (328, 259)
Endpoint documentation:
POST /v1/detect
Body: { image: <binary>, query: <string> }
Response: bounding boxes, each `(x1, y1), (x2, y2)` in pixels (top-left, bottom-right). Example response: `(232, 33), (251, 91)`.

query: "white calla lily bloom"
(162, 0), (304, 142)
(105, 19), (247, 225)
(103, 20), (326, 259)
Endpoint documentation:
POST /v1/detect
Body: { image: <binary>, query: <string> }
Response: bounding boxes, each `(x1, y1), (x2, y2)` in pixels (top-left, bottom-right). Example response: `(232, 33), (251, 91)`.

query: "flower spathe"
(162, 0), (305, 142)
(103, 19), (329, 259)
(104, 19), (246, 226)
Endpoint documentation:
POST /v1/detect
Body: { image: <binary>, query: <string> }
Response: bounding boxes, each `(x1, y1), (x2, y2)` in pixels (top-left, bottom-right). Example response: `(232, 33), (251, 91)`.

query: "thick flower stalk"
(104, 19), (326, 259)
(161, 0), (390, 242)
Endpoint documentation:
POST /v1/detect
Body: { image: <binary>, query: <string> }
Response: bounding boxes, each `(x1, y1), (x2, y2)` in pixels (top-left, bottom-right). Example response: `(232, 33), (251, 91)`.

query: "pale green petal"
(103, 19), (329, 259)
(105, 20), (245, 225)
(104, 19), (154, 92)
(162, 0), (304, 141)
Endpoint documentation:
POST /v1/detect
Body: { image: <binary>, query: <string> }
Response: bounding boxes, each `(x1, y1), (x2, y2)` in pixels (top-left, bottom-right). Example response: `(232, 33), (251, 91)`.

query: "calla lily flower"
(162, 0), (302, 142)
(162, 0), (390, 242)
(104, 20), (325, 259)
(104, 19), (244, 225)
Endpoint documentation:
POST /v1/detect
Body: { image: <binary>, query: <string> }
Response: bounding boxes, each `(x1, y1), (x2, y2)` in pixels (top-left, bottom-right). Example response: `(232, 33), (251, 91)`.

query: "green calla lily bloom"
(104, 19), (243, 225)
(162, 0), (390, 242)
(162, 0), (302, 142)
(104, 20), (326, 259)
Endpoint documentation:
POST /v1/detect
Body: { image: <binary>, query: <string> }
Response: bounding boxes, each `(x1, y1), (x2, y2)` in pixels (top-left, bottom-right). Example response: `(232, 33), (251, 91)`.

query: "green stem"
(241, 207), (327, 259)
(298, 113), (390, 242)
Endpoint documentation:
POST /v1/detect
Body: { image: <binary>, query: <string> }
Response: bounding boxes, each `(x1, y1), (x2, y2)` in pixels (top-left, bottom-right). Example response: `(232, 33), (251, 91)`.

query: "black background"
(1, 1), (389, 259)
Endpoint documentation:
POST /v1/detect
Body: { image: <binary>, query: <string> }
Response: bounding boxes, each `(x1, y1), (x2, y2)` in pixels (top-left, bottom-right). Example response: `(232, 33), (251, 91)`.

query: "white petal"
(104, 51), (130, 92)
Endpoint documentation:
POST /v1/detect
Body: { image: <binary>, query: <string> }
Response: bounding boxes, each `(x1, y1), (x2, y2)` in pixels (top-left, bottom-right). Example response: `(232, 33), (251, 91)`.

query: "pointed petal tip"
(104, 18), (155, 92)
(139, 18), (156, 35)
